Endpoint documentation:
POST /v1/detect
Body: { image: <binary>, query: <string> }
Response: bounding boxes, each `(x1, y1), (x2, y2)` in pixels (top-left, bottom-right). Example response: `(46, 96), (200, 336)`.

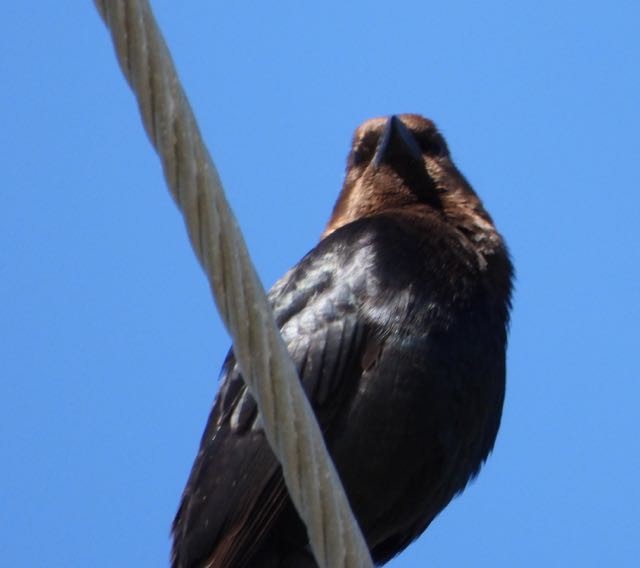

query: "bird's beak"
(372, 115), (423, 168)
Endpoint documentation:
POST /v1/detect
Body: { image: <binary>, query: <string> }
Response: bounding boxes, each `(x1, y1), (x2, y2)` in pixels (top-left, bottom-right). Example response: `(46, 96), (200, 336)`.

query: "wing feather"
(172, 239), (370, 568)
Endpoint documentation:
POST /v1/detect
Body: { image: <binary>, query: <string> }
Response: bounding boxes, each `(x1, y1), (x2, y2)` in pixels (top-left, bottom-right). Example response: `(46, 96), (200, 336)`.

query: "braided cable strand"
(93, 2), (373, 567)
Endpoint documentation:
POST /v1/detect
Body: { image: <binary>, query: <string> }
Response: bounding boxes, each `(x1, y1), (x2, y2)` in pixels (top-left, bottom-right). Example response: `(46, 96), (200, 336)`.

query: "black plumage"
(171, 114), (513, 567)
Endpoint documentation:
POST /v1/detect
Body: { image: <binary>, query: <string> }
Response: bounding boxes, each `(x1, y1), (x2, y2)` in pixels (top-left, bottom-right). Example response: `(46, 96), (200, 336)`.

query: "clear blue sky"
(2, 1), (639, 566)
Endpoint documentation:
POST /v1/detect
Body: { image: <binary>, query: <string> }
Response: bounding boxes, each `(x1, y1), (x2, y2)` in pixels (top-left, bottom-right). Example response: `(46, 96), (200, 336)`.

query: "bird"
(171, 114), (513, 567)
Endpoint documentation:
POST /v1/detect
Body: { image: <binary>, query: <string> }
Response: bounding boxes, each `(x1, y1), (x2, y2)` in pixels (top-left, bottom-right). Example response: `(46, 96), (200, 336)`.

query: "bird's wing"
(171, 235), (372, 568)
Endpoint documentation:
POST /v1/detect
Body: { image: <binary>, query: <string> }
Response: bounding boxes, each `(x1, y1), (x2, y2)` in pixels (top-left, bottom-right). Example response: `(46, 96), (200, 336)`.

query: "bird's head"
(323, 114), (496, 244)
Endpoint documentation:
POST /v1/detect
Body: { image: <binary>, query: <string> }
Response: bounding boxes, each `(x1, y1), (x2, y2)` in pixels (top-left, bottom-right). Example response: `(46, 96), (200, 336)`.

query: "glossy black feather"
(173, 212), (510, 567)
(172, 114), (513, 567)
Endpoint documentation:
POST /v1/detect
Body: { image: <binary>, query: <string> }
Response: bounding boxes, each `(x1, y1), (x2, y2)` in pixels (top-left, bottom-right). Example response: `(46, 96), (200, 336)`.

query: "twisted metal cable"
(93, 2), (373, 567)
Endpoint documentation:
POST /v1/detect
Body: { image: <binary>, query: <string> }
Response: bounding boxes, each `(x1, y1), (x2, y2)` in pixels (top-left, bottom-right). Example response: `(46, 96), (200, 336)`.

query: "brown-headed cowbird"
(171, 114), (513, 567)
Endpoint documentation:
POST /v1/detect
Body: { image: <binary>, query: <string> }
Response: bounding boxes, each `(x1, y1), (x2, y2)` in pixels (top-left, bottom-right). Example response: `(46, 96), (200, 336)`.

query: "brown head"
(323, 114), (502, 256)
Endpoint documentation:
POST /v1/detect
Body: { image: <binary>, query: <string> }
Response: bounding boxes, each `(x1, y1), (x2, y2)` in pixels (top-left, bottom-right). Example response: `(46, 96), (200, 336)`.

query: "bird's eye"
(431, 142), (445, 156)
(351, 142), (374, 166)
(419, 135), (448, 158)
(352, 149), (367, 165)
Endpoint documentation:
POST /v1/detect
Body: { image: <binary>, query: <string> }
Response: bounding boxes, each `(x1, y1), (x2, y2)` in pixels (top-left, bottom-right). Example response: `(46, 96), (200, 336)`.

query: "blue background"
(2, 1), (639, 566)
